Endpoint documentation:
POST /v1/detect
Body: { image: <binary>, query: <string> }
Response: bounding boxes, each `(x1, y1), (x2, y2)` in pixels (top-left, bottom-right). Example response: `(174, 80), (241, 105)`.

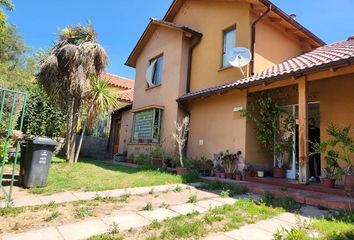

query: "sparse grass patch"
(174, 185), (183, 192)
(220, 190), (230, 198)
(74, 206), (93, 219)
(142, 202), (153, 211)
(187, 194), (198, 203)
(199, 181), (248, 196)
(259, 193), (302, 212)
(44, 211), (61, 222)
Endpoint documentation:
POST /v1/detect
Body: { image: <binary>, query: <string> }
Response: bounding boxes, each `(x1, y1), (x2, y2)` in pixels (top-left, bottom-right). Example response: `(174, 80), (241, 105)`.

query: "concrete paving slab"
(39, 192), (79, 204)
(194, 199), (225, 210)
(71, 191), (98, 201)
(213, 197), (238, 205)
(224, 225), (274, 240)
(170, 203), (208, 215)
(138, 208), (179, 221)
(101, 212), (151, 230)
(2, 227), (63, 240)
(253, 217), (295, 233)
(300, 205), (330, 219)
(274, 212), (309, 225)
(11, 196), (42, 207)
(129, 186), (153, 195)
(58, 219), (108, 240)
(203, 234), (234, 240)
(103, 189), (127, 198)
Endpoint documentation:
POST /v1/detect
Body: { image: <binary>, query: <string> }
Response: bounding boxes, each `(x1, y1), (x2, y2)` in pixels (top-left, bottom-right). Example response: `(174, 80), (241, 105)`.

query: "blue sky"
(6, 0), (354, 80)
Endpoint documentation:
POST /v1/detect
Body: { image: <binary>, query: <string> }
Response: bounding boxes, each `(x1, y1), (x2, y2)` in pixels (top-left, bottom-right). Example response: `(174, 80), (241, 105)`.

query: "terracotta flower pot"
(245, 171), (253, 178)
(321, 178), (335, 188)
(225, 173), (233, 179)
(234, 174), (242, 181)
(176, 167), (187, 175)
(343, 175), (354, 192)
(273, 167), (286, 178)
(219, 173), (226, 179)
(152, 158), (163, 168)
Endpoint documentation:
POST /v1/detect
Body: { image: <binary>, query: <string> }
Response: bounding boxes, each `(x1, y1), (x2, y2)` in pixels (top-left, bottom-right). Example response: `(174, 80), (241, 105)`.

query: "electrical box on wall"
(199, 139), (204, 146)
(233, 106), (244, 120)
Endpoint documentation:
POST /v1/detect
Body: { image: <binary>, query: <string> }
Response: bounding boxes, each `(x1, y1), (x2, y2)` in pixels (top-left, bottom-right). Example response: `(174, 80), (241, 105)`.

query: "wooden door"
(112, 120), (121, 156)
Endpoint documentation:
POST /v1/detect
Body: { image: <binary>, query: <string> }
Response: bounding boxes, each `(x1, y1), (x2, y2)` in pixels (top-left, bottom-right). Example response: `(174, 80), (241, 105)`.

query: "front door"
(112, 120), (121, 156)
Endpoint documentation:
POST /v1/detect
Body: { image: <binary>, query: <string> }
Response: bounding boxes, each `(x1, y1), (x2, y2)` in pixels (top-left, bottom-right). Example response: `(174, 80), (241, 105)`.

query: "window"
(146, 55), (163, 87)
(222, 26), (236, 68)
(132, 109), (162, 143)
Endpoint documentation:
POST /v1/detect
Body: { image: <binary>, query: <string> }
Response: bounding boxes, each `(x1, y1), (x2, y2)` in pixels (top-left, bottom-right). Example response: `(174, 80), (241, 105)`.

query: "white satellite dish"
(146, 59), (157, 87)
(228, 47), (252, 77)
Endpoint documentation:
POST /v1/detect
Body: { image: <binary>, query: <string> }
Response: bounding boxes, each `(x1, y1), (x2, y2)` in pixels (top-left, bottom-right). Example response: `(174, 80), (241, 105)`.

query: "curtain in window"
(223, 28), (236, 67)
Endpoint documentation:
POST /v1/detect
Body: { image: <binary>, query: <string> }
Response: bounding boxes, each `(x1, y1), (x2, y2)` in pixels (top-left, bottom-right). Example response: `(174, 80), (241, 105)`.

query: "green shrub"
(134, 154), (148, 165)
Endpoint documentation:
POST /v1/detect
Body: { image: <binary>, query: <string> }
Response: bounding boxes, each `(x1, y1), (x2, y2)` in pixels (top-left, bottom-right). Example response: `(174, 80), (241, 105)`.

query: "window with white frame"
(132, 109), (162, 143)
(222, 26), (236, 68)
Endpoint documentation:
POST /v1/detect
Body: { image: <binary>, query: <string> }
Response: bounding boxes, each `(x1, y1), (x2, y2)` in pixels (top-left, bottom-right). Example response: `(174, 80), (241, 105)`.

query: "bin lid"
(30, 137), (58, 146)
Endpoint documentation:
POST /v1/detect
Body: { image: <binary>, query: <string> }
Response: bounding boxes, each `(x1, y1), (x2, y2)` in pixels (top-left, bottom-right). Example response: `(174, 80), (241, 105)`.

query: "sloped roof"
(101, 73), (134, 90)
(117, 89), (134, 102)
(178, 36), (354, 101)
(125, 18), (201, 67)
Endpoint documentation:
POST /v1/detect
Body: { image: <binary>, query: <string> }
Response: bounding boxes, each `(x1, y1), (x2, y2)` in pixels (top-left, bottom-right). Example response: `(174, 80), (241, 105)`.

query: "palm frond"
(0, 0), (14, 10)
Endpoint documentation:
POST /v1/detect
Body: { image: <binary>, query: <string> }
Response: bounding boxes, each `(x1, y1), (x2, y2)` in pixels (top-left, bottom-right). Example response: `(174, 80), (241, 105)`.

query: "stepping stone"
(3, 227), (62, 240)
(204, 234), (234, 240)
(274, 212), (309, 225)
(101, 212), (151, 230)
(300, 205), (329, 219)
(138, 208), (179, 221)
(194, 199), (225, 210)
(58, 219), (108, 240)
(71, 191), (98, 201)
(224, 225), (274, 240)
(129, 186), (152, 195)
(39, 192), (78, 204)
(170, 203), (207, 215)
(11, 196), (42, 207)
(253, 217), (295, 233)
(103, 189), (127, 197)
(213, 197), (238, 205)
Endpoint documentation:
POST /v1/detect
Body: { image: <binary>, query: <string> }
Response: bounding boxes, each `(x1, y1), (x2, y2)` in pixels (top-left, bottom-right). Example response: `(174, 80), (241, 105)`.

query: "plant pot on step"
(234, 174), (242, 181)
(225, 173), (233, 179)
(343, 175), (354, 191)
(176, 167), (187, 175)
(273, 167), (286, 178)
(219, 172), (226, 179)
(321, 178), (335, 188)
(152, 158), (163, 168)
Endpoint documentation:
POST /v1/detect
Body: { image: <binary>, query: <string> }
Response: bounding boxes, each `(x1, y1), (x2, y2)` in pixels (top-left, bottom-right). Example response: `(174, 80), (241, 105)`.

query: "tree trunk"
(65, 97), (80, 163)
(74, 124), (86, 163)
(65, 100), (74, 163)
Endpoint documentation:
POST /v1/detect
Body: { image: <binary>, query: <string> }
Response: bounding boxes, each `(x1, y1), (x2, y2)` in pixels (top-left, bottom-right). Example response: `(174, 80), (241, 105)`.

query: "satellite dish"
(228, 47), (252, 77)
(146, 59), (157, 87)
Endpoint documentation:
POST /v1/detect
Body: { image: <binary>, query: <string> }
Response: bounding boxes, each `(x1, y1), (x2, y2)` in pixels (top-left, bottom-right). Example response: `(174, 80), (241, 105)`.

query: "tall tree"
(38, 24), (108, 163)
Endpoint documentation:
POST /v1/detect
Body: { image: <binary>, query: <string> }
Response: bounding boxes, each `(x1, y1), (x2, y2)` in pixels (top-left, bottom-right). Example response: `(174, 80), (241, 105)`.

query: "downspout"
(250, 4), (272, 76)
(186, 36), (202, 93)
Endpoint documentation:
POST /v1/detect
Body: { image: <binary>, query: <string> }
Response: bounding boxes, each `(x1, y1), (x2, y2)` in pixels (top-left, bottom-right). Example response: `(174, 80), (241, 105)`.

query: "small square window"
(222, 26), (236, 68)
(147, 55), (163, 87)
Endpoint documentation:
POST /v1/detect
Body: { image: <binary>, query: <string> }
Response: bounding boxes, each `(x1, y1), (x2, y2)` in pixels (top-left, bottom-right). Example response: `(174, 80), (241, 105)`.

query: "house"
(120, 0), (354, 183)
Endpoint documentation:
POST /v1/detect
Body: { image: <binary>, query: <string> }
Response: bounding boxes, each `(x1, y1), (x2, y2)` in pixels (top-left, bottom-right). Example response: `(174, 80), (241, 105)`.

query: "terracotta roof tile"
(117, 89), (134, 102)
(178, 37), (354, 101)
(150, 18), (202, 38)
(101, 73), (134, 90)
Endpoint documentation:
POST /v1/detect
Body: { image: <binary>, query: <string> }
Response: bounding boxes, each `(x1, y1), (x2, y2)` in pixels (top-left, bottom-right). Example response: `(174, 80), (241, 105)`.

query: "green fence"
(0, 87), (27, 204)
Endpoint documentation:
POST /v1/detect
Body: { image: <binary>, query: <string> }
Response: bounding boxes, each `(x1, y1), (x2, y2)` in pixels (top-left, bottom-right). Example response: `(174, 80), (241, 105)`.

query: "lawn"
(28, 157), (184, 195)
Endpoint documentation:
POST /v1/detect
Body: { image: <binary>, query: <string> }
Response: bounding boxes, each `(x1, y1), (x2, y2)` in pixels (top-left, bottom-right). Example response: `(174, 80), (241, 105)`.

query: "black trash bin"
(23, 137), (58, 188)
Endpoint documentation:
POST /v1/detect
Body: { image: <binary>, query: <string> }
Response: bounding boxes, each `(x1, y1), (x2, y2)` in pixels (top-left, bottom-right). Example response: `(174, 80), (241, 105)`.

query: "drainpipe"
(186, 37), (202, 93)
(250, 4), (272, 76)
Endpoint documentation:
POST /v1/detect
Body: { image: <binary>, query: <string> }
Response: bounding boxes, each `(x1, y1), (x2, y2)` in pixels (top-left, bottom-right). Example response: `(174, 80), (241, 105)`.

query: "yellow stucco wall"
(187, 90), (248, 158)
(118, 110), (133, 154)
(128, 26), (191, 156)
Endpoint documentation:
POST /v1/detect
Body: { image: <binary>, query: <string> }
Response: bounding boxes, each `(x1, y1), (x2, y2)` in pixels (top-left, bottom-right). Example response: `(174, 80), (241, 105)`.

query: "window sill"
(128, 142), (159, 146)
(146, 84), (161, 91)
(218, 65), (234, 72)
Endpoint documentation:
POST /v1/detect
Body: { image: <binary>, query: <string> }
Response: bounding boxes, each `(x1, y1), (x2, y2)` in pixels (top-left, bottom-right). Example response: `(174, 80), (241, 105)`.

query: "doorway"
(275, 103), (320, 180)
(112, 120), (121, 156)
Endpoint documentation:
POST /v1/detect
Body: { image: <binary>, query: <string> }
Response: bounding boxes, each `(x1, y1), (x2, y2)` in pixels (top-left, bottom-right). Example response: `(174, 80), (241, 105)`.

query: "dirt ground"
(0, 187), (218, 235)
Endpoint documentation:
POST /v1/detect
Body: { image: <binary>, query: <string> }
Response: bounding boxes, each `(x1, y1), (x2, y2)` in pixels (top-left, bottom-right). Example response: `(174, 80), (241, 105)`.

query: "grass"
(90, 198), (284, 240)
(142, 202), (153, 211)
(274, 212), (354, 240)
(28, 157), (184, 195)
(199, 181), (248, 196)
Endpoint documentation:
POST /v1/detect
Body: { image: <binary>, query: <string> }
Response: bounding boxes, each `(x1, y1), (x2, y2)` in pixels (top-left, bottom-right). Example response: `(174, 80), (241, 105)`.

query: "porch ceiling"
(178, 36), (354, 102)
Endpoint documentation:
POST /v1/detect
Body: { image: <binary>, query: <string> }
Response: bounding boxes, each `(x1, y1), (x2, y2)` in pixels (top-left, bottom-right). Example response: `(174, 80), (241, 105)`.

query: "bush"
(134, 154), (149, 166)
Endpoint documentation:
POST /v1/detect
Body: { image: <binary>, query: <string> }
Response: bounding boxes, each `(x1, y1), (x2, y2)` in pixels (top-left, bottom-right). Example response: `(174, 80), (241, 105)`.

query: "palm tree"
(37, 23), (108, 163)
(74, 76), (118, 163)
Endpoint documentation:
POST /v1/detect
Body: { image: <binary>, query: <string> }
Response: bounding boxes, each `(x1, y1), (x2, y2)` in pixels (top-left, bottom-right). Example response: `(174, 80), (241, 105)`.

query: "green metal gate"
(0, 87), (27, 204)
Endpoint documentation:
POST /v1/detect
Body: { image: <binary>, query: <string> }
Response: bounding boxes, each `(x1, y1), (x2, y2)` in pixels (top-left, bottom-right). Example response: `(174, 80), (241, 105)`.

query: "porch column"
(298, 77), (309, 183)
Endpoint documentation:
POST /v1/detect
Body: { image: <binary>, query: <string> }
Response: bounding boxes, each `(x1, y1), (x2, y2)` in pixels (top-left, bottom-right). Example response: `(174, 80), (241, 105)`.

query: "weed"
(160, 202), (170, 209)
(150, 220), (162, 229)
(11, 222), (20, 231)
(119, 194), (130, 203)
(143, 202), (153, 211)
(0, 206), (25, 217)
(108, 221), (120, 235)
(220, 190), (230, 198)
(94, 193), (103, 201)
(187, 194), (198, 203)
(259, 193), (301, 212)
(44, 211), (61, 222)
(204, 213), (224, 224)
(149, 188), (154, 195)
(74, 206), (92, 219)
(174, 185), (183, 192)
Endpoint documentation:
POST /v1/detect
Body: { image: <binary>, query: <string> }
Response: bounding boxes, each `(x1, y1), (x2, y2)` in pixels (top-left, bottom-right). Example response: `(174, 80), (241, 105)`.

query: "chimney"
(289, 14), (297, 20)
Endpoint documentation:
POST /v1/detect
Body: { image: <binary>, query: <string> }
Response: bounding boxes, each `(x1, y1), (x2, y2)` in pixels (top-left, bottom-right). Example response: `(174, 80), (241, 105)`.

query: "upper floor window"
(222, 26), (236, 68)
(147, 55), (163, 87)
(132, 108), (162, 143)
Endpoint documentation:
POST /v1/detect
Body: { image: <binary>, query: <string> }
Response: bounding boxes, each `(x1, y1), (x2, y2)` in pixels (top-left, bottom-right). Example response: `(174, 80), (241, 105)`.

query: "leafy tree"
(37, 23), (109, 163)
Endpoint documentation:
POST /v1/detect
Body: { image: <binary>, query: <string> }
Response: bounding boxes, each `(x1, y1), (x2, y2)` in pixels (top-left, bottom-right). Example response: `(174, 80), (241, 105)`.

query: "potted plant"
(172, 117), (189, 175)
(200, 157), (213, 176)
(234, 170), (243, 180)
(150, 145), (164, 168)
(244, 164), (255, 178)
(220, 150), (241, 179)
(321, 150), (342, 188)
